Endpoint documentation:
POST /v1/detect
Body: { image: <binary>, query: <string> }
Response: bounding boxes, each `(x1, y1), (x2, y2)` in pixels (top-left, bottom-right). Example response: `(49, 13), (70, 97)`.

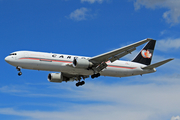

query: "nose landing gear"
(16, 66), (22, 76)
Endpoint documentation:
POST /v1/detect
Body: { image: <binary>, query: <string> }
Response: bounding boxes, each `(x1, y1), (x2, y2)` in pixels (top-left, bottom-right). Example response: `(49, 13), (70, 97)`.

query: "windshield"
(9, 53), (17, 56)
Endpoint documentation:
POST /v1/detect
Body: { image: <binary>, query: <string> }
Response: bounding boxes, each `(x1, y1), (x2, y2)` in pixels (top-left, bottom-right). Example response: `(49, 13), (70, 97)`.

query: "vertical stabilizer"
(132, 40), (156, 65)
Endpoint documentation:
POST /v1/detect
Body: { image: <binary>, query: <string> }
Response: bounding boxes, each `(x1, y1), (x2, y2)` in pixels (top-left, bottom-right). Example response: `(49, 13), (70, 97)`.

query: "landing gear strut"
(16, 66), (22, 76)
(91, 73), (100, 79)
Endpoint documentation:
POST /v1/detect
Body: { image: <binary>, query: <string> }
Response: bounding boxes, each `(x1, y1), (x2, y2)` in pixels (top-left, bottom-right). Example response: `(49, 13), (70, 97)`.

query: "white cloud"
(160, 30), (167, 36)
(0, 106), (154, 120)
(134, 0), (180, 25)
(156, 38), (180, 51)
(0, 85), (29, 93)
(171, 116), (180, 120)
(1, 79), (180, 120)
(68, 7), (91, 21)
(144, 73), (180, 85)
(81, 0), (104, 4)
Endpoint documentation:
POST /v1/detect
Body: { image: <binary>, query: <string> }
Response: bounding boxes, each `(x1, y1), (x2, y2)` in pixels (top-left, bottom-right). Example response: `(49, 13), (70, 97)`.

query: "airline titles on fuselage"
(51, 54), (90, 60)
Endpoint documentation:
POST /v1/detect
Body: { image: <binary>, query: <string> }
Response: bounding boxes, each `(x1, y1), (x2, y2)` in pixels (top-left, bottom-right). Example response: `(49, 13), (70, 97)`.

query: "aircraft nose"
(5, 56), (10, 62)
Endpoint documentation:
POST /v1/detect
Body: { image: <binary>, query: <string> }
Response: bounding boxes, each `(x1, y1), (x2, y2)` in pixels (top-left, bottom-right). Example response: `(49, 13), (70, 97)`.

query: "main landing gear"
(75, 76), (86, 87)
(91, 73), (100, 79)
(75, 73), (100, 87)
(16, 66), (22, 76)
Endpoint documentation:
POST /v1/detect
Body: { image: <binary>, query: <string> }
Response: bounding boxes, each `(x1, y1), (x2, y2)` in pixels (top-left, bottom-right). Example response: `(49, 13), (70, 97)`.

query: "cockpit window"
(9, 53), (17, 56)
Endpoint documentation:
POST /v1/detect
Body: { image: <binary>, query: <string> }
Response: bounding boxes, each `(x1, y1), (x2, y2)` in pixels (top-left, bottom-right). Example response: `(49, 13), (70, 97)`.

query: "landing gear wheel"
(96, 73), (100, 77)
(91, 73), (101, 79)
(76, 82), (79, 87)
(91, 75), (95, 79)
(81, 81), (85, 85)
(18, 72), (22, 76)
(76, 81), (85, 87)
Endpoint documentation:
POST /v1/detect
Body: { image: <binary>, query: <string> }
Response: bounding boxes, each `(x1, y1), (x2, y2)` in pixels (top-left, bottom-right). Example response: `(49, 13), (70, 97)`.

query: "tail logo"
(141, 50), (152, 58)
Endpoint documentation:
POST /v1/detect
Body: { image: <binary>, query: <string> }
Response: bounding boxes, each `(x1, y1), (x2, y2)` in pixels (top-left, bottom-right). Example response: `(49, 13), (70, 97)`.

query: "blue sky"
(1, 0), (180, 120)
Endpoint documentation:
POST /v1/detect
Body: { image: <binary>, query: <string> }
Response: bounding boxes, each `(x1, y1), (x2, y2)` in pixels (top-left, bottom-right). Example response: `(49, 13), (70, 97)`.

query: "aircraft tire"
(76, 83), (79, 87)
(18, 72), (22, 76)
(76, 81), (85, 87)
(81, 81), (85, 85)
(91, 73), (100, 79)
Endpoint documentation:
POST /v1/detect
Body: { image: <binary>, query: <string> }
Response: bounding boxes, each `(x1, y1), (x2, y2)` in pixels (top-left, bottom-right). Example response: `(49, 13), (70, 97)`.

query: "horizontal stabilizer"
(142, 58), (174, 69)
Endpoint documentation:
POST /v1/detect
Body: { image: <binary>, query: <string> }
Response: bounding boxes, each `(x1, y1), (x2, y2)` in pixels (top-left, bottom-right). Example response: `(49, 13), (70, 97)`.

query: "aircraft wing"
(89, 38), (152, 64)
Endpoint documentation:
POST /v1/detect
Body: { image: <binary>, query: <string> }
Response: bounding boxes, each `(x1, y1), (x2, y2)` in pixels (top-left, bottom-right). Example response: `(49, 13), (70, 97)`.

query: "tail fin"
(132, 40), (156, 65)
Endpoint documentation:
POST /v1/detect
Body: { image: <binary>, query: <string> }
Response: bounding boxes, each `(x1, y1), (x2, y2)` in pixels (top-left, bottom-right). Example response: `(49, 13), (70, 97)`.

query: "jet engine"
(73, 58), (93, 68)
(48, 73), (64, 83)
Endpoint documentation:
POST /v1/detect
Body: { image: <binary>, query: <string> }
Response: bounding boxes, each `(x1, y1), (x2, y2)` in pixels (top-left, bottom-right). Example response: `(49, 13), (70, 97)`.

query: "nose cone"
(5, 56), (17, 66)
(5, 56), (10, 63)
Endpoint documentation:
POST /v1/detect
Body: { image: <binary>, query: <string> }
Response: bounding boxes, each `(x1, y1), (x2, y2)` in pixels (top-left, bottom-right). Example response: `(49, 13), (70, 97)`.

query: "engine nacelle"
(48, 73), (64, 83)
(73, 58), (93, 68)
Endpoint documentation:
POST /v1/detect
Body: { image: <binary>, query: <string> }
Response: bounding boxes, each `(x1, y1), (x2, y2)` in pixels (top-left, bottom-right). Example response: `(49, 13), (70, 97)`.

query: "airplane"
(5, 38), (173, 87)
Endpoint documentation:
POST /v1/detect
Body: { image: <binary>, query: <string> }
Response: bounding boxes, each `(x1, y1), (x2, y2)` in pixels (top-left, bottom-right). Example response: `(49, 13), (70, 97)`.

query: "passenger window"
(59, 55), (64, 58)
(52, 54), (57, 57)
(67, 56), (71, 59)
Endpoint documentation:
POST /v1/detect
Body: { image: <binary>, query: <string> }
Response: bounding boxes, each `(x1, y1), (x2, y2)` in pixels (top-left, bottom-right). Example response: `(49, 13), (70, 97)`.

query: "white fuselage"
(5, 51), (156, 77)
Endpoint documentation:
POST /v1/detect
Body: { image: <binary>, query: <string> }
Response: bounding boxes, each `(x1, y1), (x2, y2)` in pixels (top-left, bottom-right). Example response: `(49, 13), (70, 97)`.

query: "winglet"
(142, 58), (174, 69)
